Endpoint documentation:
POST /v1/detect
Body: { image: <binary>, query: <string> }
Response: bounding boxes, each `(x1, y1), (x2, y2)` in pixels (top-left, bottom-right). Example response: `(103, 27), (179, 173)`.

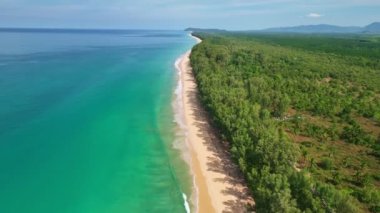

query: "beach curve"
(175, 35), (254, 213)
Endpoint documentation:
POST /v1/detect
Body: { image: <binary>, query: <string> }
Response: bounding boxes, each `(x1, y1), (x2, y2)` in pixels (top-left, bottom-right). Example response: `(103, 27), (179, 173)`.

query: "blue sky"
(0, 0), (379, 30)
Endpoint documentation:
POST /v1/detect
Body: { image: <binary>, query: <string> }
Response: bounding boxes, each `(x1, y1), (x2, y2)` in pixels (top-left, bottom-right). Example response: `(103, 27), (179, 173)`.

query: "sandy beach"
(178, 36), (253, 213)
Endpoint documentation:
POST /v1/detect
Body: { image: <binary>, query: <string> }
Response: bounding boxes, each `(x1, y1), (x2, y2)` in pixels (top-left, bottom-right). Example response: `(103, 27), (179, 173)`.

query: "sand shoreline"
(178, 35), (253, 213)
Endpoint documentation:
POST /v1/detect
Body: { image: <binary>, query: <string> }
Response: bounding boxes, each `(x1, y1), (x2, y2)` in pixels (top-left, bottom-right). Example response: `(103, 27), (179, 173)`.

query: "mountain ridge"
(187, 22), (380, 34)
(261, 22), (380, 33)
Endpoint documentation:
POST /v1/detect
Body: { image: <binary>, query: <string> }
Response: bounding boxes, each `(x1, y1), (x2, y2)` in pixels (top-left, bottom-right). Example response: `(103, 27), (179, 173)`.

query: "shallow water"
(0, 29), (194, 213)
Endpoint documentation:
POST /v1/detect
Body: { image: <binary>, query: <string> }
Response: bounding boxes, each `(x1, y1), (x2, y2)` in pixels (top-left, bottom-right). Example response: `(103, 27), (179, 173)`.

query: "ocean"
(0, 29), (195, 212)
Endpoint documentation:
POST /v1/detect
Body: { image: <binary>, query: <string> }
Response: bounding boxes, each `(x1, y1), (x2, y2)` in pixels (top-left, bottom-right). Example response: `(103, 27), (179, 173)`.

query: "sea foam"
(172, 53), (199, 213)
(172, 34), (202, 213)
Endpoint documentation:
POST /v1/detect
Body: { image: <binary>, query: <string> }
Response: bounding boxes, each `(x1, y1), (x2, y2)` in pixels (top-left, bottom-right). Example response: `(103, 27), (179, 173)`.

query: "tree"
(255, 168), (300, 213)
(289, 172), (324, 212)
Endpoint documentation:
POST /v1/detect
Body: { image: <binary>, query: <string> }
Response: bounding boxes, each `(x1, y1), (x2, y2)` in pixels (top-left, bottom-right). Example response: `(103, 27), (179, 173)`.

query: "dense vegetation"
(190, 32), (380, 212)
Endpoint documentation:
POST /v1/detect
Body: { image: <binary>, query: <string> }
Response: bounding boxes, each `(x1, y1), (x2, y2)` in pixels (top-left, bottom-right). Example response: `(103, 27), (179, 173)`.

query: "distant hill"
(187, 22), (380, 34)
(364, 22), (380, 33)
(260, 22), (380, 34)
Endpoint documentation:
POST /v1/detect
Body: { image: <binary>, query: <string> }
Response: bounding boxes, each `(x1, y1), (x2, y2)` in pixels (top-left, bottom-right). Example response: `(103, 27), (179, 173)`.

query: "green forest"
(190, 32), (380, 212)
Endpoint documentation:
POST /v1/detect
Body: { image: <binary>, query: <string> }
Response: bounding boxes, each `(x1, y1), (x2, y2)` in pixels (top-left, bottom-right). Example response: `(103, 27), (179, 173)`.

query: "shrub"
(356, 187), (380, 213)
(341, 121), (376, 145)
(319, 158), (333, 170)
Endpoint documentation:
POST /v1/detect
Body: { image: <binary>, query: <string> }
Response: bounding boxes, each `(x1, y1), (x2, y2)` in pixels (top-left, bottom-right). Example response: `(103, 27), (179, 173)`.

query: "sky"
(0, 0), (379, 30)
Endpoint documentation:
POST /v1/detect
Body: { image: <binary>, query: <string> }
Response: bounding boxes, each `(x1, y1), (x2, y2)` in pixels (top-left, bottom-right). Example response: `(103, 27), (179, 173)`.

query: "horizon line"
(0, 27), (190, 32)
(0, 21), (378, 33)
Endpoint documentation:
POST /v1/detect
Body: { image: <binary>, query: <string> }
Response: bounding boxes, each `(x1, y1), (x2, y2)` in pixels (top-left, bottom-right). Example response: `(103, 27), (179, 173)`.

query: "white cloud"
(307, 12), (323, 18)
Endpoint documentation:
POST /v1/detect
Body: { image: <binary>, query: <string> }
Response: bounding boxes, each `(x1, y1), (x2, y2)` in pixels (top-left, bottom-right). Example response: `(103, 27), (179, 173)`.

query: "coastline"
(176, 35), (253, 212)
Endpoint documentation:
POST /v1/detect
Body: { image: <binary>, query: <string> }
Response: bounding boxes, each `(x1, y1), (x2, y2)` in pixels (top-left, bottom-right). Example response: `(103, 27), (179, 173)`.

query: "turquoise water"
(0, 29), (194, 212)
